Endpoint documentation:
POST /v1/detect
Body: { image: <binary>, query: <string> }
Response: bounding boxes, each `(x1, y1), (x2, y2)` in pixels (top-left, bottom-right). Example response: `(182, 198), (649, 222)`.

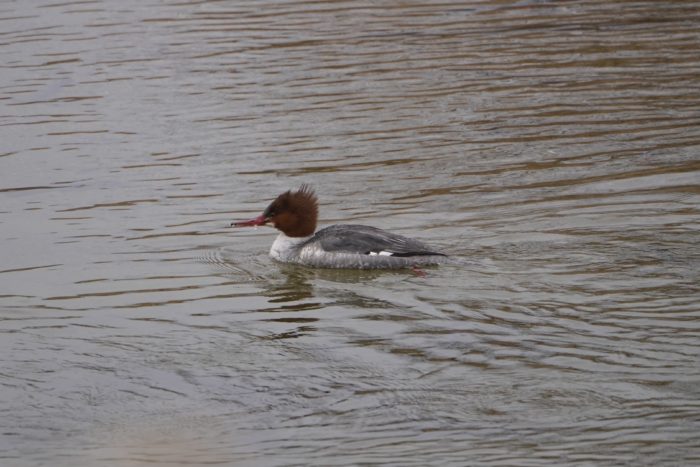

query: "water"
(2, 1), (699, 465)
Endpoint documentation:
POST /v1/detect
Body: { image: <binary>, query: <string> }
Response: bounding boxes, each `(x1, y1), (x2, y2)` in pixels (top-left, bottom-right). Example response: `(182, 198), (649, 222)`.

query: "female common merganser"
(231, 185), (447, 269)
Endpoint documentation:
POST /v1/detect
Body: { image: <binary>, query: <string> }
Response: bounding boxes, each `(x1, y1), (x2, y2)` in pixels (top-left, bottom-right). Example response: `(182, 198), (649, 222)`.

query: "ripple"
(2, 0), (700, 465)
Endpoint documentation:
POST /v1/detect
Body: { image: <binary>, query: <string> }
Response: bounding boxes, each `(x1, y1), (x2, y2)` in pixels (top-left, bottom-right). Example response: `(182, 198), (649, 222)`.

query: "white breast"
(269, 233), (311, 262)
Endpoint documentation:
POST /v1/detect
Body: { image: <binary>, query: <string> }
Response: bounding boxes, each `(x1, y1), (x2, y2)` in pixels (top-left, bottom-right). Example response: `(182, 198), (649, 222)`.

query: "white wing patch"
(368, 250), (394, 256)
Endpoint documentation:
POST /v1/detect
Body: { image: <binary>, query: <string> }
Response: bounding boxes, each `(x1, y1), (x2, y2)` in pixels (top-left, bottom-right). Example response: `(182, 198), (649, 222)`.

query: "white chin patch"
(368, 251), (394, 256)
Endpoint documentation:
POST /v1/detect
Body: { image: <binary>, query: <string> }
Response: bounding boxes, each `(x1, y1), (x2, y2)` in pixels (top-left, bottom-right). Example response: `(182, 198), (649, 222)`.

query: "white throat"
(269, 232), (311, 261)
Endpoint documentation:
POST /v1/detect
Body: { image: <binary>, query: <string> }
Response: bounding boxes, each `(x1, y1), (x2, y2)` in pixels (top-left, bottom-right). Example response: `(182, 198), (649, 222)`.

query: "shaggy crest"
(264, 184), (318, 237)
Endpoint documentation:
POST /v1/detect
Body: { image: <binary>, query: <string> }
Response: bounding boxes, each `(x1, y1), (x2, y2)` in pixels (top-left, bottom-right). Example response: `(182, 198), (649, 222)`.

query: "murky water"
(2, 1), (700, 465)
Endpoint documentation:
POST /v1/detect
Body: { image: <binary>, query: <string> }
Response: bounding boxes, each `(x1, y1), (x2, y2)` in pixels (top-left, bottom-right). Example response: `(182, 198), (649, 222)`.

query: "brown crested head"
(262, 184), (318, 237)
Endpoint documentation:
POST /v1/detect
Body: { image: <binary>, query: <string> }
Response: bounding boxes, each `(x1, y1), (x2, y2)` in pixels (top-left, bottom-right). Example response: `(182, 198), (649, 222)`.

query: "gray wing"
(311, 224), (445, 257)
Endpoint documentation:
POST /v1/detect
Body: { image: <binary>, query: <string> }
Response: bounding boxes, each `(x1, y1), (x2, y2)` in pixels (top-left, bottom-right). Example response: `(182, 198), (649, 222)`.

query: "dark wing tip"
(391, 251), (447, 257)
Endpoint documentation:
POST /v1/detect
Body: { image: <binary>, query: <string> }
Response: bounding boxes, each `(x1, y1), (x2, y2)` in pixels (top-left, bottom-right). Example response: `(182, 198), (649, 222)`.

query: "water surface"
(1, 1), (699, 465)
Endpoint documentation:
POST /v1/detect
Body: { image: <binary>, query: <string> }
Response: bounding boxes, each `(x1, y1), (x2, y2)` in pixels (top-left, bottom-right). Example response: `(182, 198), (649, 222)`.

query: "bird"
(231, 185), (447, 270)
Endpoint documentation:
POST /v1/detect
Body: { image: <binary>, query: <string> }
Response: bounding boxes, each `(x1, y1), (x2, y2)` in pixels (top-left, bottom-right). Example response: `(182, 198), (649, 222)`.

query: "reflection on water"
(1, 0), (700, 465)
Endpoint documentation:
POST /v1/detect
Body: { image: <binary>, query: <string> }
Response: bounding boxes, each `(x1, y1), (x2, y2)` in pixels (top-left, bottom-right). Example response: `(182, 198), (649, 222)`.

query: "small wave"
(197, 247), (269, 281)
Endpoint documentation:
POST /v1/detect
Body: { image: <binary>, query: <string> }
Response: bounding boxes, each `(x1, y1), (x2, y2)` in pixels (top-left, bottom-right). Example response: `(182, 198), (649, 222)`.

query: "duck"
(232, 185), (447, 270)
